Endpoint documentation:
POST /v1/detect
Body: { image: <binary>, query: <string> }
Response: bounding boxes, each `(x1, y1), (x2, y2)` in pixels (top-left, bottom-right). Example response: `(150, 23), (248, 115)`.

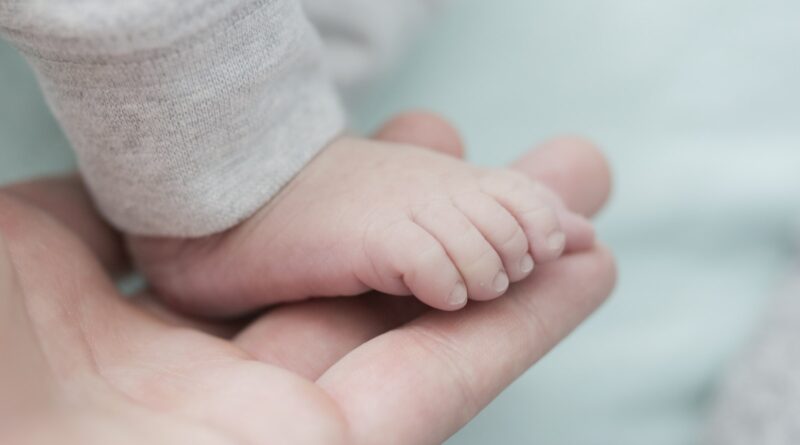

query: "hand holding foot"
(130, 134), (595, 316)
(0, 112), (614, 445)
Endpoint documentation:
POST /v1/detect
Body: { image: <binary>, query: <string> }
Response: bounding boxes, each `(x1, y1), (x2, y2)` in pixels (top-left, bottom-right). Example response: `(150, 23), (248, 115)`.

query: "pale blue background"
(2, 1), (800, 444)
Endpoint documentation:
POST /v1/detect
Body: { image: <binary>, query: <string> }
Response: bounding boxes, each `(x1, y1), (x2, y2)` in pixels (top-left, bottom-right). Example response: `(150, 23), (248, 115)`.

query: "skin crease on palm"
(129, 125), (595, 317)
(0, 112), (615, 445)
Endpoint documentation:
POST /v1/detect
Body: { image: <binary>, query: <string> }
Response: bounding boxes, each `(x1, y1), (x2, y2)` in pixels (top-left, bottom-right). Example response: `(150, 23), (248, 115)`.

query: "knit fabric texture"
(706, 269), (800, 445)
(0, 0), (344, 236)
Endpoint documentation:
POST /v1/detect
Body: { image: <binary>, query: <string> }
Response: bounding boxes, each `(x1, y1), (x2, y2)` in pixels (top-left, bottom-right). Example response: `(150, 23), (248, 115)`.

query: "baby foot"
(129, 137), (595, 316)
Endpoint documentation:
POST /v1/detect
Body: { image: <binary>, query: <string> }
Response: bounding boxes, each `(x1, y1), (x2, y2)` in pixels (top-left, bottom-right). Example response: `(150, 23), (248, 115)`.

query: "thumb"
(0, 230), (57, 420)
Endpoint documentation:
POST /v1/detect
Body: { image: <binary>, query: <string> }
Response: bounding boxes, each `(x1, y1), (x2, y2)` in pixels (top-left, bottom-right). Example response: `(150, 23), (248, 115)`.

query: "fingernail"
(547, 232), (566, 252)
(519, 254), (534, 274)
(448, 282), (468, 307)
(492, 271), (509, 293)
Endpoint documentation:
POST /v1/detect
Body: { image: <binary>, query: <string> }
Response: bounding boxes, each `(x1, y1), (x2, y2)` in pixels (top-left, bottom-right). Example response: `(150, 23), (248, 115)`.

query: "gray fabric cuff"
(1, 0), (345, 236)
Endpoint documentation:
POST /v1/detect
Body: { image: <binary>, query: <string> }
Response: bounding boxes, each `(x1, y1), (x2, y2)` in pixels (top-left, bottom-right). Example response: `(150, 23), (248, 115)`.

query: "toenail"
(448, 282), (468, 307)
(547, 232), (566, 252)
(519, 254), (534, 274)
(492, 271), (509, 293)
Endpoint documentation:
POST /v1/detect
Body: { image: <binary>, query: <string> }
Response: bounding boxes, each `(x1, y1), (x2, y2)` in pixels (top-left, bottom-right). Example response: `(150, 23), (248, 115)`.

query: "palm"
(1, 116), (615, 445)
(9, 203), (362, 442)
(68, 297), (345, 444)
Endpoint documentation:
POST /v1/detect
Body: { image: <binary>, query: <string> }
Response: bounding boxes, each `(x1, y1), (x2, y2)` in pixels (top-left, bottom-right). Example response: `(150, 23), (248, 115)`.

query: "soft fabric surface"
(706, 268), (800, 445)
(2, 0), (799, 443)
(1, 0), (344, 236)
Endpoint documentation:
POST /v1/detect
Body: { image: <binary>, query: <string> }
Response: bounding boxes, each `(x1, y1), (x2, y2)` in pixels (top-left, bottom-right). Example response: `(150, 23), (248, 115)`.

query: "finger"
(559, 210), (596, 252)
(3, 176), (129, 275)
(412, 201), (508, 302)
(128, 291), (244, 339)
(319, 245), (616, 445)
(527, 183), (596, 253)
(512, 136), (612, 217)
(1, 178), (245, 345)
(234, 296), (426, 380)
(451, 192), (532, 282)
(0, 231), (57, 416)
(0, 193), (167, 376)
(2, 178), (241, 341)
(374, 110), (465, 158)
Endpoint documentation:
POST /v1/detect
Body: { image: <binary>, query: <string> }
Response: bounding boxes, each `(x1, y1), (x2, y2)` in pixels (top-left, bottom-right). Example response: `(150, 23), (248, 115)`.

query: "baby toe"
(480, 170), (567, 263)
(412, 200), (508, 301)
(452, 192), (532, 282)
(371, 219), (467, 310)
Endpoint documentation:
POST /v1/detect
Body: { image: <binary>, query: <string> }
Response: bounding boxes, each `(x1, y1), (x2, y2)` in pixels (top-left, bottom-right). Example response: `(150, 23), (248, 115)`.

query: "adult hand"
(0, 112), (614, 444)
